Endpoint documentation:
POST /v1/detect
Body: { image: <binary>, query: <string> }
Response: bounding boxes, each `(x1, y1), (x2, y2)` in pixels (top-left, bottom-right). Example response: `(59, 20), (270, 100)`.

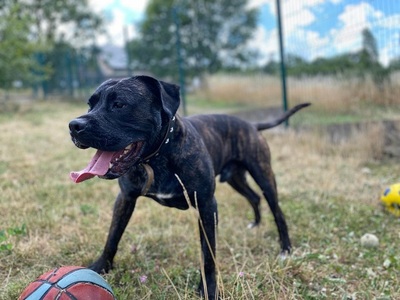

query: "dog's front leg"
(90, 192), (137, 273)
(197, 196), (219, 299)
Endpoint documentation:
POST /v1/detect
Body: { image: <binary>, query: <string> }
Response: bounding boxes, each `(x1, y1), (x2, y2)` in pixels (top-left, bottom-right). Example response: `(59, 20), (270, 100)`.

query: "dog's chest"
(146, 189), (189, 209)
(143, 165), (189, 209)
(146, 192), (175, 205)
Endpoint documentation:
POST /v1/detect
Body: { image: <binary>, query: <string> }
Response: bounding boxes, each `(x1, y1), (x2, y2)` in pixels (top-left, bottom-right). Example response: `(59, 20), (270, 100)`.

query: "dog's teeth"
(123, 144), (133, 155)
(109, 163), (113, 169)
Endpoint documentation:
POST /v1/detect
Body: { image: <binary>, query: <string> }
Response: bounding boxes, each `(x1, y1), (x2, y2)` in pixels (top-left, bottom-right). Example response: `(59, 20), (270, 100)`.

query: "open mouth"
(70, 141), (144, 183)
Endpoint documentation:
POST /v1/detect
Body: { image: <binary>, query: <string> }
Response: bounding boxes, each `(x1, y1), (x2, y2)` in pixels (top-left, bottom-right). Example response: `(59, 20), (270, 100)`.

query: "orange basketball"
(19, 266), (116, 300)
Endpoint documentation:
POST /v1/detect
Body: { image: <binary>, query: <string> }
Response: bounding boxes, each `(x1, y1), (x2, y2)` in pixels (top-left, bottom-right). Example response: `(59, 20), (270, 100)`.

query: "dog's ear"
(136, 75), (180, 119)
(158, 80), (180, 118)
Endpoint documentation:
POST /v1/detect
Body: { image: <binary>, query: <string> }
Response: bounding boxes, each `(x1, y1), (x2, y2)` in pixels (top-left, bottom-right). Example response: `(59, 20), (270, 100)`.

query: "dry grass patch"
(194, 74), (400, 117)
(194, 74), (281, 107)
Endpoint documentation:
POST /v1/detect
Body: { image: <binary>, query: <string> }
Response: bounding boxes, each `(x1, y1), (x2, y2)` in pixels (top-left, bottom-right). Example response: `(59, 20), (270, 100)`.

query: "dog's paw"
(246, 221), (260, 229)
(88, 258), (113, 274)
(197, 281), (219, 300)
(278, 249), (291, 261)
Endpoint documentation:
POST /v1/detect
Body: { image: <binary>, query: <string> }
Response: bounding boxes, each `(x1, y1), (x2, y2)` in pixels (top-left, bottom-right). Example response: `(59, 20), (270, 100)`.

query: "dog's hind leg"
(226, 171), (262, 228)
(251, 168), (291, 254)
(245, 153), (291, 254)
(220, 163), (261, 228)
(89, 192), (137, 273)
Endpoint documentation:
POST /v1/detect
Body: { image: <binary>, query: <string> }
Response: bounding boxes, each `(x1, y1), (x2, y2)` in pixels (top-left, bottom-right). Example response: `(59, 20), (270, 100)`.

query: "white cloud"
(250, 28), (325, 64)
(88, 0), (148, 46)
(380, 45), (390, 66)
(283, 6), (316, 35)
(248, 0), (324, 64)
(119, 0), (148, 14)
(378, 30), (400, 66)
(247, 0), (273, 10)
(248, 26), (279, 64)
(376, 14), (400, 29)
(88, 0), (114, 13)
(283, 28), (331, 61)
(304, 30), (331, 59)
(338, 2), (382, 27)
(100, 9), (129, 46)
(331, 2), (384, 53)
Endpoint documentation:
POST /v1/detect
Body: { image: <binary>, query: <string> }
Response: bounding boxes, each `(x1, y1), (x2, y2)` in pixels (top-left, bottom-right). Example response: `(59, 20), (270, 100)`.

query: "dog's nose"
(69, 118), (87, 135)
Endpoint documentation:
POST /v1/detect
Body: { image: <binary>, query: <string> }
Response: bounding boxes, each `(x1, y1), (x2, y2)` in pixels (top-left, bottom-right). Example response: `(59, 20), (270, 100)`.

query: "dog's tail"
(256, 103), (311, 131)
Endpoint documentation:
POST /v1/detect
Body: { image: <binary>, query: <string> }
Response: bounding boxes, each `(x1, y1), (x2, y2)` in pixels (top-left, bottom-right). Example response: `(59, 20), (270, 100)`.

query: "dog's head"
(68, 75), (180, 183)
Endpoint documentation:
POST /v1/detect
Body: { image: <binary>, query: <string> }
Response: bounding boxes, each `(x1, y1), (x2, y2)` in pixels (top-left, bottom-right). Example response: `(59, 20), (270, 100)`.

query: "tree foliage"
(389, 57), (400, 72)
(359, 28), (388, 87)
(0, 3), (43, 89)
(284, 53), (363, 77)
(361, 28), (378, 63)
(25, 0), (103, 46)
(127, 0), (258, 80)
(0, 0), (102, 92)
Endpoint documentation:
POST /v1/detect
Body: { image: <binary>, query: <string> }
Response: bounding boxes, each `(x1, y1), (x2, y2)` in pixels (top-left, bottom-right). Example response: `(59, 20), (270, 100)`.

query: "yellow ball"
(381, 183), (400, 217)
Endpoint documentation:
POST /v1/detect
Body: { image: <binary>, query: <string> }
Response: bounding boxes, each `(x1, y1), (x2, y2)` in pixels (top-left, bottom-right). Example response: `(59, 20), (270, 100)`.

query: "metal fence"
(273, 0), (400, 109)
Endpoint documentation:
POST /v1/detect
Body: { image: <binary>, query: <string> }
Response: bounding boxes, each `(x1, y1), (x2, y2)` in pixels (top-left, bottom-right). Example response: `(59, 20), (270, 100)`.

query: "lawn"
(1, 100), (400, 299)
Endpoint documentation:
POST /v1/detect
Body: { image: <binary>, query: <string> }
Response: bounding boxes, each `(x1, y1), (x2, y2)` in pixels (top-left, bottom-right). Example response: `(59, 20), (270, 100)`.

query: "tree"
(25, 0), (103, 96)
(0, 3), (44, 90)
(263, 60), (279, 75)
(389, 57), (400, 72)
(359, 28), (388, 88)
(0, 0), (103, 96)
(127, 0), (258, 80)
(35, 0), (101, 46)
(361, 28), (378, 64)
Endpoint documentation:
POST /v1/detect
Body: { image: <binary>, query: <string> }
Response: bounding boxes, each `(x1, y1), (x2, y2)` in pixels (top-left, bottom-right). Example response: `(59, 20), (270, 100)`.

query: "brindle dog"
(68, 75), (310, 299)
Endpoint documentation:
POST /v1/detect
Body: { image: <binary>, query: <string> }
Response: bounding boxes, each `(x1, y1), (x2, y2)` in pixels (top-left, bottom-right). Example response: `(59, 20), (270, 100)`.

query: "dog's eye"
(112, 102), (126, 109)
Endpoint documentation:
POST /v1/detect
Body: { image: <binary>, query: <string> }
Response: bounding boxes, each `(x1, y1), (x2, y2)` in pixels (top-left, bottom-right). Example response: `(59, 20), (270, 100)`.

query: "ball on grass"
(19, 266), (116, 300)
(360, 233), (379, 248)
(380, 183), (400, 217)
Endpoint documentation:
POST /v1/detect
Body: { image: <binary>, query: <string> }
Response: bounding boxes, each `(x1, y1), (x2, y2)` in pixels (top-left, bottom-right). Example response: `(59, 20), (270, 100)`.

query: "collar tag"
(140, 163), (154, 195)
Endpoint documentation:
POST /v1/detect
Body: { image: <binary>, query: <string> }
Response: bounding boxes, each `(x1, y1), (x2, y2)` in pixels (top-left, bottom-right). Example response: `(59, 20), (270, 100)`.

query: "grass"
(1, 97), (400, 299)
(192, 73), (400, 126)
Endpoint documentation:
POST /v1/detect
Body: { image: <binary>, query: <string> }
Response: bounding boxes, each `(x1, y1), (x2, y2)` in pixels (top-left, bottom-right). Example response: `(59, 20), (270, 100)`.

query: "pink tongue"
(70, 150), (120, 183)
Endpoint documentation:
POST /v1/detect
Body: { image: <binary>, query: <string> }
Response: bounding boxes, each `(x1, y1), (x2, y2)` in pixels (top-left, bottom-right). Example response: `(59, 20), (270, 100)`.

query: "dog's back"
(186, 114), (260, 174)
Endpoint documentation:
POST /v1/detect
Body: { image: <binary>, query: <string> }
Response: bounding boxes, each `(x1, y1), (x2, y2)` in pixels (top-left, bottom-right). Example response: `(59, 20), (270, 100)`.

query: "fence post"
(173, 6), (187, 116)
(275, 0), (289, 126)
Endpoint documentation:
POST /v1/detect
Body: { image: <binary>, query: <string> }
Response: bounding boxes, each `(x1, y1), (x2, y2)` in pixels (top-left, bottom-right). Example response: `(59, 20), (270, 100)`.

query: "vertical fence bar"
(275, 0), (289, 126)
(173, 6), (187, 116)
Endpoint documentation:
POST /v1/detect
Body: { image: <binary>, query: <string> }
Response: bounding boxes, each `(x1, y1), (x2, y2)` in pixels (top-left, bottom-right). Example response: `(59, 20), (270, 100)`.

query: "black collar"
(139, 116), (175, 195)
(140, 116), (176, 164)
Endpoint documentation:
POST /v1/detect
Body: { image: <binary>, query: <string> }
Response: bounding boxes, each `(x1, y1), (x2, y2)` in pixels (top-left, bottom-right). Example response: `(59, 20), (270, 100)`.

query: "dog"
(68, 75), (310, 299)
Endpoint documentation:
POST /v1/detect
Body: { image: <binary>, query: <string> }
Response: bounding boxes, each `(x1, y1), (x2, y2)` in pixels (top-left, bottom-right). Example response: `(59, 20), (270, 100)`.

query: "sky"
(88, 0), (400, 66)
